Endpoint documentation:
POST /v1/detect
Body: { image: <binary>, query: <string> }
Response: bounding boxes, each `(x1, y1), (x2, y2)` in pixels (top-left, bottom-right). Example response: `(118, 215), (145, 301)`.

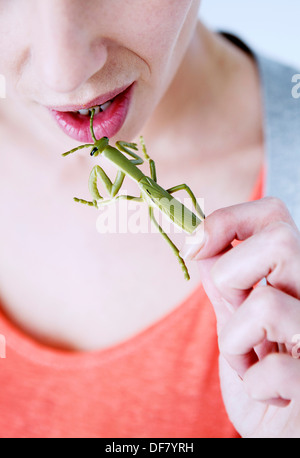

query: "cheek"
(131, 0), (196, 62)
(0, 8), (31, 91)
(135, 0), (199, 96)
(119, 1), (200, 137)
(0, 0), (199, 106)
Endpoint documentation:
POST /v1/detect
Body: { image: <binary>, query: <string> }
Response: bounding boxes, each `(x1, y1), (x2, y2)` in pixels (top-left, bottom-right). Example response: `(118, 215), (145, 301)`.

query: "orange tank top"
(0, 169), (264, 438)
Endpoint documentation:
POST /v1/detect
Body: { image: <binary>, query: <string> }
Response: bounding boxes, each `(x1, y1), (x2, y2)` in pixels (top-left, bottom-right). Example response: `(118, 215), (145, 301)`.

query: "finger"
(181, 197), (296, 261)
(244, 353), (300, 407)
(219, 285), (300, 376)
(197, 256), (236, 333)
(198, 251), (253, 339)
(209, 221), (300, 304)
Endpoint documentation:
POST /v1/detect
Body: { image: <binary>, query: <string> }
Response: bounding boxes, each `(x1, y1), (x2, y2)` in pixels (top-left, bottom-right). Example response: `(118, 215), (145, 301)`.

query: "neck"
(141, 22), (263, 166)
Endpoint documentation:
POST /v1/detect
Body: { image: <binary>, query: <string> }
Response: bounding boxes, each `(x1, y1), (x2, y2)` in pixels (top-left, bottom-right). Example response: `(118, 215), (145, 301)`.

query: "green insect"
(62, 109), (204, 280)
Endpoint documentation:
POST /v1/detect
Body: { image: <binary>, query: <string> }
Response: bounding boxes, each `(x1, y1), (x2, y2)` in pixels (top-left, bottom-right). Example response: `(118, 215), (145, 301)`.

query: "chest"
(0, 134), (263, 351)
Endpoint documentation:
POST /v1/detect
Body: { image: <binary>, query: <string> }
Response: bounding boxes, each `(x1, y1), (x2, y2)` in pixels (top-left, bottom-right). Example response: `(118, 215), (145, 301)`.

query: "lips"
(49, 83), (134, 143)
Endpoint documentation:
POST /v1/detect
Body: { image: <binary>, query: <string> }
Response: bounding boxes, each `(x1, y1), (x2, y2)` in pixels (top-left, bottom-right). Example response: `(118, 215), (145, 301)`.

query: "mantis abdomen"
(139, 176), (201, 234)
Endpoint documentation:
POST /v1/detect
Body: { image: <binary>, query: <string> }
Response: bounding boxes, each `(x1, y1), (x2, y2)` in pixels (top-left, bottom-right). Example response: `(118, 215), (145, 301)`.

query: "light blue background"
(200, 0), (300, 68)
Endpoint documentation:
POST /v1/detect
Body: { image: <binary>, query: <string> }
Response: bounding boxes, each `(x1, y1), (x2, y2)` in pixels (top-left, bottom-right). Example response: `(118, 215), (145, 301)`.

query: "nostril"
(36, 36), (108, 93)
(33, 0), (109, 93)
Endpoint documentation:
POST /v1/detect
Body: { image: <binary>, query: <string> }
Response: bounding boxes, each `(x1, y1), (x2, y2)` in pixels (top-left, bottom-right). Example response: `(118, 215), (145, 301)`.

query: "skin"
(180, 198), (300, 437)
(0, 0), (299, 437)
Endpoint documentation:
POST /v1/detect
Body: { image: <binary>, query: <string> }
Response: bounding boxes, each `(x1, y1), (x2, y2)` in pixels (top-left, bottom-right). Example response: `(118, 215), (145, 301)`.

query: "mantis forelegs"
(73, 165), (126, 208)
(89, 141), (145, 201)
(76, 141), (145, 207)
(89, 165), (126, 200)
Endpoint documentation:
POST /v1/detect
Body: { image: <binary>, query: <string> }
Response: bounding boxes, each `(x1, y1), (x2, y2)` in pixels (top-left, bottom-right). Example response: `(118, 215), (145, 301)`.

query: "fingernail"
(179, 245), (196, 261)
(180, 228), (206, 261)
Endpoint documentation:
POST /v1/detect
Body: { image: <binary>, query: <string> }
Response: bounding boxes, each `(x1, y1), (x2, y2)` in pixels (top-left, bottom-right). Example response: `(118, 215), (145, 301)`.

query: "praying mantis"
(62, 109), (205, 280)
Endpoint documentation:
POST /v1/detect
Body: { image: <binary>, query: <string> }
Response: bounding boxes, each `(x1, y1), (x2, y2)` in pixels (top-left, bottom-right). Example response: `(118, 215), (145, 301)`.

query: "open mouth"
(49, 83), (135, 143)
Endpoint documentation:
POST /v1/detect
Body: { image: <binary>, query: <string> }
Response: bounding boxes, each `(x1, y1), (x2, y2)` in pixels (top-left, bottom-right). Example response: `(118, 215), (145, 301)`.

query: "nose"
(33, 0), (108, 93)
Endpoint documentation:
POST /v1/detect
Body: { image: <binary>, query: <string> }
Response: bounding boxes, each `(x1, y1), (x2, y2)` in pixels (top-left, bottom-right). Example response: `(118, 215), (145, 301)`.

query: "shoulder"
(255, 52), (300, 105)
(254, 52), (300, 228)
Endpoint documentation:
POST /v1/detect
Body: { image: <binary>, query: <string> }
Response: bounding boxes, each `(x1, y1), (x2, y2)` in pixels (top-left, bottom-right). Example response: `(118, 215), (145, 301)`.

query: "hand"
(181, 197), (300, 438)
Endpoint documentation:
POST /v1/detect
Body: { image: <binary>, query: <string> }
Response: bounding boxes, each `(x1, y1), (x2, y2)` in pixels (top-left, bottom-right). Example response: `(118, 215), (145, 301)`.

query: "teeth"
(77, 101), (112, 116)
(100, 101), (111, 112)
(78, 108), (89, 115)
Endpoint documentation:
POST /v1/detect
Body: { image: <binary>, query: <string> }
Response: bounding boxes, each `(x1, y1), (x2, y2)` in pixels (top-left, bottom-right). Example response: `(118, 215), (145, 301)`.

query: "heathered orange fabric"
(0, 170), (263, 438)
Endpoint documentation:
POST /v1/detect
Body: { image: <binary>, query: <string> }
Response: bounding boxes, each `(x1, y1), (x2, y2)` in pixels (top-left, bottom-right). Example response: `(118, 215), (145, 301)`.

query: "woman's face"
(0, 0), (200, 144)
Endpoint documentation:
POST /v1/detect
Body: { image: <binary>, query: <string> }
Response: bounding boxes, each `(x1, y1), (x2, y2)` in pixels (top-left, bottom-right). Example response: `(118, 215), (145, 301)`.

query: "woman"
(0, 0), (299, 438)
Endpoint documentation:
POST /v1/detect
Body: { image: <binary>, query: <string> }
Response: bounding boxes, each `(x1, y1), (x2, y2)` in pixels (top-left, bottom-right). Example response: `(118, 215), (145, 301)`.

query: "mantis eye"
(90, 147), (98, 156)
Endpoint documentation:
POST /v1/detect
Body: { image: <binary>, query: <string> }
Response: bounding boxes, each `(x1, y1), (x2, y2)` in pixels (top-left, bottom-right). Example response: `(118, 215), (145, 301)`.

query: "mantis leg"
(96, 194), (143, 206)
(139, 136), (157, 182)
(148, 207), (190, 281)
(75, 194), (143, 209)
(116, 141), (144, 166)
(74, 165), (126, 207)
(74, 197), (98, 207)
(166, 184), (205, 220)
(89, 165), (126, 200)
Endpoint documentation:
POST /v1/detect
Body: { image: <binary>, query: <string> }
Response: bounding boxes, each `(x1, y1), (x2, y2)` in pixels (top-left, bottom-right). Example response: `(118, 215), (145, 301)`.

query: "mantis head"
(90, 137), (109, 157)
(62, 109), (110, 157)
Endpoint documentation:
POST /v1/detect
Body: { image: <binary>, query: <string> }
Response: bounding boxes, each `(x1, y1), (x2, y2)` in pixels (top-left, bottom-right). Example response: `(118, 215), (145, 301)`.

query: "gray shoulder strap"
(256, 54), (300, 228)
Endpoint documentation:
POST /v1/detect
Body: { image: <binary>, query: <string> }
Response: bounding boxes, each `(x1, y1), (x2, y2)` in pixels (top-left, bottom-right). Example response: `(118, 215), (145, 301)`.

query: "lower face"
(50, 82), (135, 143)
(0, 0), (201, 145)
